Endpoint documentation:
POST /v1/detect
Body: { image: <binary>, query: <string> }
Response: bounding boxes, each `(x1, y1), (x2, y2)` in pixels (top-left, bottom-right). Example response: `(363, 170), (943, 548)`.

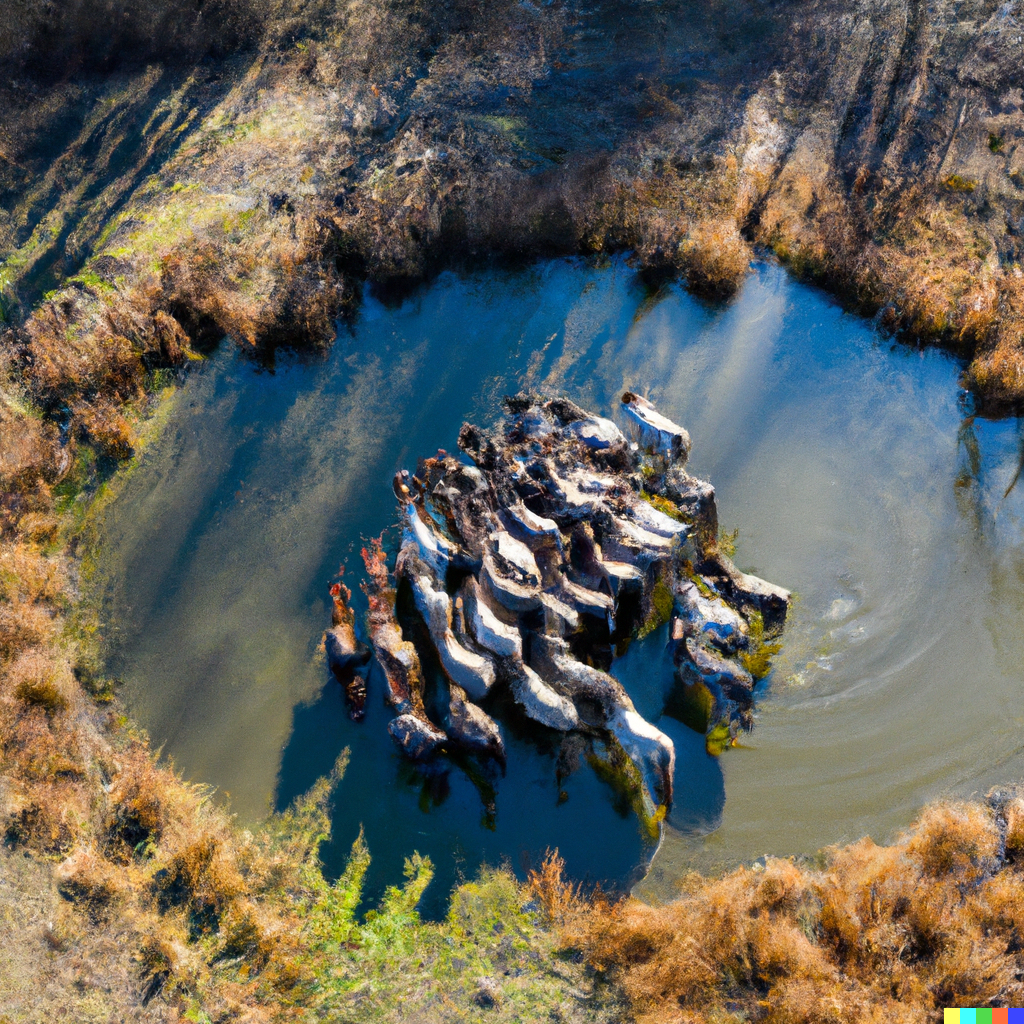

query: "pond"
(92, 257), (1024, 914)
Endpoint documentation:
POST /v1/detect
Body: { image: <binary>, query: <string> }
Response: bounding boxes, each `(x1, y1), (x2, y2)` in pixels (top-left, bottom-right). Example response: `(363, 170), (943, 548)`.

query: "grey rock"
(388, 714), (447, 760)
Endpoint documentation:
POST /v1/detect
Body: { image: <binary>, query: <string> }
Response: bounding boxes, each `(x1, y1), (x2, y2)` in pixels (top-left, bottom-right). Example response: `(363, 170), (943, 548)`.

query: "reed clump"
(534, 797), (1024, 1022)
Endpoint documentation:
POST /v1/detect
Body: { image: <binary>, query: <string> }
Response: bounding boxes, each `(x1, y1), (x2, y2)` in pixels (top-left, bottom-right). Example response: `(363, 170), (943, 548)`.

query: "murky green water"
(94, 258), (1024, 912)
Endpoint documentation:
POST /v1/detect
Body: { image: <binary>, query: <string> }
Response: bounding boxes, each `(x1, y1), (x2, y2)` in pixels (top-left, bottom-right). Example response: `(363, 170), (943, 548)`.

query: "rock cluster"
(330, 393), (790, 822)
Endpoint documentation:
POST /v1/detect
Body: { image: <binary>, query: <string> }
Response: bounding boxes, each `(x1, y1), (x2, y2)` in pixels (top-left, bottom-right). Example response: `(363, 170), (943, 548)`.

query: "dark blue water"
(94, 256), (1024, 913)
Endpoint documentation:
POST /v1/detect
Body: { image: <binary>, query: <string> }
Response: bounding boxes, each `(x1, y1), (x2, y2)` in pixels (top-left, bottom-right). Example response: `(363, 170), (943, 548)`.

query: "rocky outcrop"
(325, 583), (371, 721)
(348, 393), (790, 827)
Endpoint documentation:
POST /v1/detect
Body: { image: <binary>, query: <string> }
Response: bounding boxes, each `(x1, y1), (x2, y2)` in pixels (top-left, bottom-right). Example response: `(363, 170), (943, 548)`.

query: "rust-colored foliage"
(549, 798), (1024, 1022)
(360, 534), (394, 626)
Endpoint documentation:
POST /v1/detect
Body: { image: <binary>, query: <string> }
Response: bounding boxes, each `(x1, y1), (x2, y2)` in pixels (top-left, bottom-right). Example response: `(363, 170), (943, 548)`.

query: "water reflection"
(93, 257), (1024, 913)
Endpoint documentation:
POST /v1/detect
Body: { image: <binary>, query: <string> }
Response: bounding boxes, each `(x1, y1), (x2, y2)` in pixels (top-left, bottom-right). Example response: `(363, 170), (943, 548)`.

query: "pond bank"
(3, 252), (1024, 1018)
(88, 259), (1024, 916)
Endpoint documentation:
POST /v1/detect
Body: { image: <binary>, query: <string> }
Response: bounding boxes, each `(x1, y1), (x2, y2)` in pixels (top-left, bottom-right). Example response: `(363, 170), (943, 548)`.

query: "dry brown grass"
(1, 0), (1024, 1018)
(0, 545), (65, 662)
(0, 494), (322, 1019)
(161, 212), (345, 352)
(533, 798), (1024, 1023)
(18, 284), (196, 461)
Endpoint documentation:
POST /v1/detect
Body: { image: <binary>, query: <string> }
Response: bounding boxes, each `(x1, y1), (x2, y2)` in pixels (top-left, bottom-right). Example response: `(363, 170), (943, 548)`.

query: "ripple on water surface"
(93, 259), (1024, 913)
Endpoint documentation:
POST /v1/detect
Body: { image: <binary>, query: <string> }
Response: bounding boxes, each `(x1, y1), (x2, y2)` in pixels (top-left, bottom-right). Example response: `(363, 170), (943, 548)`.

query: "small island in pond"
(326, 392), (790, 830)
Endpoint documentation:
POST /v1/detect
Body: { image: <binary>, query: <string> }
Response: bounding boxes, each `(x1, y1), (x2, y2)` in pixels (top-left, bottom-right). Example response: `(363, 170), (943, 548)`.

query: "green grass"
(263, 753), (622, 1023)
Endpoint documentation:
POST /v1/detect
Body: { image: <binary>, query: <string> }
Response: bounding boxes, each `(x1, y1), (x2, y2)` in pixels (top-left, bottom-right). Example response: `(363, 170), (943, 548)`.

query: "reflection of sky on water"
(93, 257), (1024, 911)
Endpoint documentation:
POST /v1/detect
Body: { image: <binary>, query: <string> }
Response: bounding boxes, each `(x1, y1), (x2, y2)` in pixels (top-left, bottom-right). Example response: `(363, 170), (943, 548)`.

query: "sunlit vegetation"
(1, 0), (1024, 1018)
(534, 800), (1024, 1021)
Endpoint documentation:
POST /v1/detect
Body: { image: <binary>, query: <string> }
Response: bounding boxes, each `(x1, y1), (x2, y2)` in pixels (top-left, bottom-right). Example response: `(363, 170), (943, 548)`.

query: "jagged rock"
(402, 499), (453, 577)
(665, 468), (718, 551)
(400, 547), (497, 700)
(509, 663), (580, 732)
(531, 634), (675, 806)
(621, 392), (691, 462)
(325, 583), (371, 720)
(498, 500), (562, 551)
(567, 415), (626, 450)
(674, 579), (750, 652)
(447, 685), (506, 766)
(344, 393), (789, 827)
(481, 530), (543, 612)
(684, 636), (754, 695)
(458, 577), (523, 659)
(388, 713), (447, 760)
(361, 539), (450, 754)
(698, 551), (791, 634)
(368, 618), (421, 716)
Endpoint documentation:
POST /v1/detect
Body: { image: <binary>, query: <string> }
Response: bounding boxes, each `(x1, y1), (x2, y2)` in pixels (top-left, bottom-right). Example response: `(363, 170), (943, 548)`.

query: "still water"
(93, 258), (1024, 912)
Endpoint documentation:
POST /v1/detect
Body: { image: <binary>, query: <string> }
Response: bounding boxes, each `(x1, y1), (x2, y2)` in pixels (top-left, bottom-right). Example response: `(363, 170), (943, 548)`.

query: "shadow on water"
(94, 254), (1024, 914)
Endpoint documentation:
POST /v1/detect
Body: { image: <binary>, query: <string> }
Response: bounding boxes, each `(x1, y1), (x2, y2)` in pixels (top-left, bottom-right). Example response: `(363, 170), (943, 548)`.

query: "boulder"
(621, 391), (691, 462)
(388, 713), (447, 760)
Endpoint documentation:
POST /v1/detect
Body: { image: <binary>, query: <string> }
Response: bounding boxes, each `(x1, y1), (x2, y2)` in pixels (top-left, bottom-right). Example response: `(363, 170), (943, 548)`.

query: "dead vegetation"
(0, 0), (1023, 1019)
(527, 797), (1024, 1023)
(0, 0), (265, 77)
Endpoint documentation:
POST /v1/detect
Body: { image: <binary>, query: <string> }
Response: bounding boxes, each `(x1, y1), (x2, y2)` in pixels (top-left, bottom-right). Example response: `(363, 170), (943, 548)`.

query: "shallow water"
(94, 258), (1024, 912)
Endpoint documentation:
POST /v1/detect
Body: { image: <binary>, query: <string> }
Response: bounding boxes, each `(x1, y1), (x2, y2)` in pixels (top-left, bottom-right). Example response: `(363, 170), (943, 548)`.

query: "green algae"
(587, 738), (664, 842)
(635, 578), (674, 640)
(738, 609), (782, 681)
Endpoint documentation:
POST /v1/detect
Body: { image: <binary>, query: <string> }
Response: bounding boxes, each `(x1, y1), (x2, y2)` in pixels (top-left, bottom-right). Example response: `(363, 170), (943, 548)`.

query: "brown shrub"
(160, 214), (345, 353)
(25, 297), (144, 408)
(526, 849), (580, 925)
(103, 751), (168, 861)
(215, 900), (279, 970)
(153, 833), (245, 935)
(551, 794), (1024, 1023)
(0, 401), (59, 505)
(0, 675), (87, 787)
(75, 399), (137, 460)
(764, 978), (874, 1024)
(16, 512), (60, 545)
(53, 846), (124, 921)
(1002, 798), (1024, 861)
(4, 791), (80, 855)
(907, 802), (999, 881)
(9, 653), (72, 718)
(677, 218), (752, 300)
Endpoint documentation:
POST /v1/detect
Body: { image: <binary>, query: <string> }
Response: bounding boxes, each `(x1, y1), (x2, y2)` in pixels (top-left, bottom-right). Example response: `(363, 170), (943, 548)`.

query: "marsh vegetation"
(2, 0), (1024, 1020)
